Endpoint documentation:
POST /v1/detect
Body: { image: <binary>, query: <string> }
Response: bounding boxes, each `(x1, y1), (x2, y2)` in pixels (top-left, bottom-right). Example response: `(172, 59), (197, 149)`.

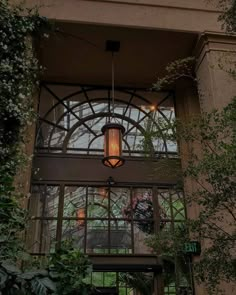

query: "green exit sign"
(184, 241), (201, 255)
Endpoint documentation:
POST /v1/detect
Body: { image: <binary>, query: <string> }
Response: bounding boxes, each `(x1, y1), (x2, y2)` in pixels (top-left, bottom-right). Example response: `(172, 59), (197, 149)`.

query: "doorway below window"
(87, 271), (155, 295)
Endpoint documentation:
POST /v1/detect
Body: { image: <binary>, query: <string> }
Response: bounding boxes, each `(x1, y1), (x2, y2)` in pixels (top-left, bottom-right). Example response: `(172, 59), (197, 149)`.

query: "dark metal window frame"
(28, 182), (186, 256)
(36, 82), (177, 158)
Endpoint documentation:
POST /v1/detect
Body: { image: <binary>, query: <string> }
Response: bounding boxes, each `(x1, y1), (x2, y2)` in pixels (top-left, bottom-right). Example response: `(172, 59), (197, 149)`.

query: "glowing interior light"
(102, 123), (125, 168)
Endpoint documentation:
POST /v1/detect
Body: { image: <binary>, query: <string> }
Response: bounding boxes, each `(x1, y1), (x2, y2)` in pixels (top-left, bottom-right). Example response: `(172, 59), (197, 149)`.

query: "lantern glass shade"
(102, 123), (125, 168)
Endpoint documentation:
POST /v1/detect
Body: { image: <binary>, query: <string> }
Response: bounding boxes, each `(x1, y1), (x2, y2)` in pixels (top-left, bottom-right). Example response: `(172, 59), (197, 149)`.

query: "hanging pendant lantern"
(102, 40), (125, 168)
(102, 123), (125, 168)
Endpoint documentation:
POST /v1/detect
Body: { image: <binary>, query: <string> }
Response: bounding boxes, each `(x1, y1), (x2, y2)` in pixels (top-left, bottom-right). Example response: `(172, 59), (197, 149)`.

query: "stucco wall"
(20, 0), (222, 33)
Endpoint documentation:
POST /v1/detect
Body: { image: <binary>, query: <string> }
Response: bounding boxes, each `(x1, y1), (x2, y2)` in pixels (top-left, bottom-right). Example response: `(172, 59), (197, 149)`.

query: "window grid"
(36, 84), (177, 158)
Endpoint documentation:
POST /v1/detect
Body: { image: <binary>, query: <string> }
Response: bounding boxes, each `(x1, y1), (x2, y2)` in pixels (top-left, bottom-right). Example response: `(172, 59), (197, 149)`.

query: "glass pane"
(26, 219), (57, 253)
(92, 272), (104, 286)
(87, 220), (109, 253)
(171, 191), (186, 221)
(91, 272), (117, 287)
(50, 128), (67, 148)
(29, 186), (59, 217)
(110, 221), (132, 254)
(164, 282), (176, 295)
(158, 190), (186, 221)
(88, 136), (104, 154)
(68, 127), (95, 149)
(61, 220), (85, 250)
(36, 123), (52, 147)
(63, 186), (86, 217)
(110, 188), (131, 219)
(158, 190), (172, 219)
(87, 187), (109, 218)
(133, 220), (153, 254)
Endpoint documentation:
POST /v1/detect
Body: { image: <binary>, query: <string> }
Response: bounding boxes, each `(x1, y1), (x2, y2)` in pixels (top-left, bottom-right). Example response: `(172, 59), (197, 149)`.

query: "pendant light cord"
(112, 52), (115, 119)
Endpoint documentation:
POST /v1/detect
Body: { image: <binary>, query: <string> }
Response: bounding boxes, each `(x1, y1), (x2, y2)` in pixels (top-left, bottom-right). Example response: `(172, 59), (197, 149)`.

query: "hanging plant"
(123, 191), (167, 234)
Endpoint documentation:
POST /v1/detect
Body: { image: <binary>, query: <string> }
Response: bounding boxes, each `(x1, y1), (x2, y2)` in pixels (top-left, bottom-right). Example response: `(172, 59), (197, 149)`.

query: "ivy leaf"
(1, 262), (21, 275)
(0, 268), (8, 288)
(30, 277), (48, 295)
(19, 270), (48, 280)
(39, 277), (56, 292)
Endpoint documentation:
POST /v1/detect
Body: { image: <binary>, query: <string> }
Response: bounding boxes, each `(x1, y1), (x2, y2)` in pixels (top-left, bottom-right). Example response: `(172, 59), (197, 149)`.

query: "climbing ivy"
(0, 0), (49, 260)
(0, 2), (94, 294)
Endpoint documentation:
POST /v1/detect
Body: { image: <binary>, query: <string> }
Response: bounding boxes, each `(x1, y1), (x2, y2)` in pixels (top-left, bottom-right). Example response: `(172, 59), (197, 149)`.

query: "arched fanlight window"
(36, 83), (177, 158)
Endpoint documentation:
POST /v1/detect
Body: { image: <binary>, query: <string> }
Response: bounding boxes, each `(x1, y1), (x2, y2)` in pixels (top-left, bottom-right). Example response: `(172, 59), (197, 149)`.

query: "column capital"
(194, 32), (236, 70)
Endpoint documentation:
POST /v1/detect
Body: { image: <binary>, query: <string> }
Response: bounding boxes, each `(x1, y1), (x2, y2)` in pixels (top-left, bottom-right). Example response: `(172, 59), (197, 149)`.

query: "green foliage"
(0, 261), (55, 295)
(152, 57), (196, 91)
(0, 195), (26, 260)
(0, 0), (49, 179)
(181, 98), (236, 294)
(48, 241), (93, 295)
(0, 3), (94, 294)
(0, 0), (48, 265)
(145, 98), (236, 294)
(146, 224), (192, 288)
(215, 0), (236, 33)
(146, 225), (189, 258)
(0, 242), (93, 295)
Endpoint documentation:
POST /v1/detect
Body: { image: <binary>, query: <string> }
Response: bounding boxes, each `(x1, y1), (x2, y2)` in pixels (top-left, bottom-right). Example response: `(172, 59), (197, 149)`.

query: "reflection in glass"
(28, 185), (186, 258)
(61, 220), (85, 250)
(29, 186), (59, 218)
(63, 186), (86, 217)
(87, 220), (109, 253)
(110, 188), (130, 219)
(110, 221), (132, 253)
(27, 219), (57, 253)
(171, 191), (185, 221)
(133, 221), (153, 254)
(87, 187), (109, 218)
(158, 190), (186, 221)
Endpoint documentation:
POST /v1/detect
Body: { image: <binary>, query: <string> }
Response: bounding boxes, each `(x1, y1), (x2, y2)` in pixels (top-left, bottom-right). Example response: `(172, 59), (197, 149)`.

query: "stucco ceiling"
(39, 22), (198, 88)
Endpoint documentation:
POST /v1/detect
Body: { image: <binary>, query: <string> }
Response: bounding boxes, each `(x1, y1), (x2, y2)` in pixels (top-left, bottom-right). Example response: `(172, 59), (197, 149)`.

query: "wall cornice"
(82, 0), (219, 12)
(24, 0), (222, 33)
(194, 32), (236, 71)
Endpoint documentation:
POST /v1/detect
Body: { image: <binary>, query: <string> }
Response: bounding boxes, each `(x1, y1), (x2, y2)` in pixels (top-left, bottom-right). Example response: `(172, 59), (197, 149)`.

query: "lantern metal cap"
(102, 156), (125, 169)
(101, 122), (125, 134)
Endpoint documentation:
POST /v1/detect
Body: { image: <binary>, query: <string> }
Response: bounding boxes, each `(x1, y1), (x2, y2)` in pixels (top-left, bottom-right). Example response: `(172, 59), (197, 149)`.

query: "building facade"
(23, 1), (236, 294)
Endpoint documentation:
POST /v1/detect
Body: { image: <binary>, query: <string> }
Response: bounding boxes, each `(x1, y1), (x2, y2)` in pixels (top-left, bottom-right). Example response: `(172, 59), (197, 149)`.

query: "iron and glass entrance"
(29, 83), (193, 294)
(27, 183), (186, 295)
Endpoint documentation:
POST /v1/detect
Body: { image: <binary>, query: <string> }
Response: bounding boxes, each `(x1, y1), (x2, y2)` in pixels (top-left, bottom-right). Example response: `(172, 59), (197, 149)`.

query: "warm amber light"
(76, 208), (85, 226)
(102, 123), (125, 168)
(140, 105), (156, 111)
(98, 187), (108, 198)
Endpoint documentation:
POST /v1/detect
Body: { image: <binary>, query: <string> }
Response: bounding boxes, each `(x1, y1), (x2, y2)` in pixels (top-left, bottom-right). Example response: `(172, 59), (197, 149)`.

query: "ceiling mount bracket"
(106, 40), (120, 52)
